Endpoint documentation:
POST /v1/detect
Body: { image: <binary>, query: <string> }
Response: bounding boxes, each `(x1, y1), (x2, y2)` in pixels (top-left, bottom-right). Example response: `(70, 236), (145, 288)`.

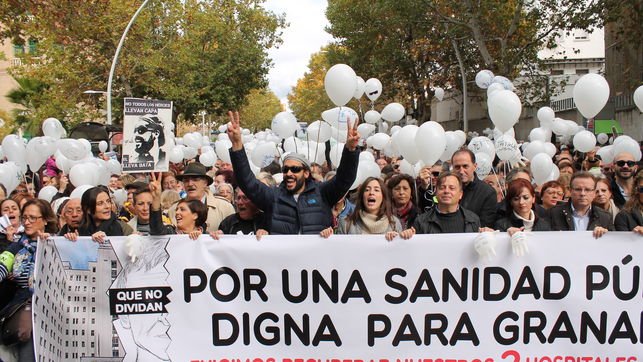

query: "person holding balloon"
(227, 110), (360, 235)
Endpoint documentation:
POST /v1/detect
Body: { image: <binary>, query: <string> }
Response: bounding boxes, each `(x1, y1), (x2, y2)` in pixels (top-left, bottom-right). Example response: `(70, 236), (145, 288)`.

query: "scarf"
(395, 201), (414, 228)
(513, 210), (535, 232)
(80, 213), (124, 237)
(358, 211), (391, 234)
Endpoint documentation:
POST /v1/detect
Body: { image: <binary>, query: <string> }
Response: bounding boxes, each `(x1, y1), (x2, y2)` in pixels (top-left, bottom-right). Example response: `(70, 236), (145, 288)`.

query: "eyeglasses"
(21, 215), (43, 223)
(639, 186), (643, 194)
(615, 160), (636, 168)
(282, 166), (304, 174)
(431, 171), (440, 177)
(544, 190), (564, 197)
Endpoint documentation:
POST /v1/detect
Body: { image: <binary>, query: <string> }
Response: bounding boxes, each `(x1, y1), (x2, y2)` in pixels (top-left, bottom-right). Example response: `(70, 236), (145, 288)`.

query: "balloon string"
(313, 120), (322, 163)
(491, 166), (506, 199)
(335, 106), (342, 171)
(358, 100), (364, 121)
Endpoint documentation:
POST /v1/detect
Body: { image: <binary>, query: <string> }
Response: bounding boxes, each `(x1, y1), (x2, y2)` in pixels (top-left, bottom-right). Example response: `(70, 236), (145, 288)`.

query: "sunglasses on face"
(639, 186), (643, 194)
(616, 160), (636, 167)
(282, 166), (304, 174)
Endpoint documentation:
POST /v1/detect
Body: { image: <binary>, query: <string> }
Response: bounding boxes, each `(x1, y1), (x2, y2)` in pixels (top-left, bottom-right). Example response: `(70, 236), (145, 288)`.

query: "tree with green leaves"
(1, 0), (284, 131)
(287, 48), (336, 123)
(239, 88), (283, 131)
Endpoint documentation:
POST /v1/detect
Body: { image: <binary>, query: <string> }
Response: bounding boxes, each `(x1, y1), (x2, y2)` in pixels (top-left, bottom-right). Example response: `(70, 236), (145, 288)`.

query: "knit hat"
(282, 153), (311, 170)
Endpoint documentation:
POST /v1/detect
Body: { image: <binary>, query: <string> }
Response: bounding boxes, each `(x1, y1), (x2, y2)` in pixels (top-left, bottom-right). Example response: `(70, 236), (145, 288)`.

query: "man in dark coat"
(548, 171), (613, 237)
(610, 152), (638, 208)
(413, 172), (481, 234)
(227, 111), (360, 235)
(451, 149), (498, 227)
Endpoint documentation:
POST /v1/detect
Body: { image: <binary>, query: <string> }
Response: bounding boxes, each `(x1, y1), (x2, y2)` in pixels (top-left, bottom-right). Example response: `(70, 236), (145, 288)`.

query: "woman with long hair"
(0, 199), (57, 361)
(593, 177), (619, 221)
(321, 177), (403, 241)
(64, 186), (133, 242)
(387, 174), (419, 230)
(149, 173), (206, 239)
(614, 171), (643, 234)
(495, 179), (551, 235)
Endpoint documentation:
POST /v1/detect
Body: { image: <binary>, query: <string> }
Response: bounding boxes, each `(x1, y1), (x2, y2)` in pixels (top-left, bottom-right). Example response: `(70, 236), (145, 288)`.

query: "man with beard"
(226, 111), (360, 234)
(132, 115), (166, 165)
(610, 152), (638, 208)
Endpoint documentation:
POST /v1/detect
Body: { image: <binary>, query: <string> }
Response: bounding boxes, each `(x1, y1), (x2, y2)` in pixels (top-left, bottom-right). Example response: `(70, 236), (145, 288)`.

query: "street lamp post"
(106, 0), (151, 125)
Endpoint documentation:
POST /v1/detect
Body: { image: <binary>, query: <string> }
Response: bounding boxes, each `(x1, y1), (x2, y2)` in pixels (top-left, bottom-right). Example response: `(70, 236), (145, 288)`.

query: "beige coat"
(168, 192), (235, 233)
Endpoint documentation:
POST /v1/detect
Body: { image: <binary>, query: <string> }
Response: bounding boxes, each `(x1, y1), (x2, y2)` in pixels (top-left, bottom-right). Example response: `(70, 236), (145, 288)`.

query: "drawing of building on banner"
(34, 239), (125, 361)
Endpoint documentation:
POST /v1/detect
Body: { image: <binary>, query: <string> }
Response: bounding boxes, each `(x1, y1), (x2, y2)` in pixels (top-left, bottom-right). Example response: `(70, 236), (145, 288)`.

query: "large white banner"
(34, 232), (642, 361)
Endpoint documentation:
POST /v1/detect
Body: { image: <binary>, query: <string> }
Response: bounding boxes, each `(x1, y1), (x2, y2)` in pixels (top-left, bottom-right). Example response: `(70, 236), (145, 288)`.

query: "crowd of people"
(0, 112), (642, 360)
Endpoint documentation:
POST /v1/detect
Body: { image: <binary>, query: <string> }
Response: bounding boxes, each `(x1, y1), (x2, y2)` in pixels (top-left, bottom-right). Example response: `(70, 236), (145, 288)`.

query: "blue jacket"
(230, 147), (359, 234)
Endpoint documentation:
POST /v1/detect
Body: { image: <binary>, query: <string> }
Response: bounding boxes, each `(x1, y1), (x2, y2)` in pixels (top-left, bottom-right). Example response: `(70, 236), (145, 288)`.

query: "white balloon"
(364, 110), (381, 124)
(98, 140), (108, 153)
(354, 76), (365, 99)
(573, 73), (610, 119)
(475, 153), (492, 179)
(381, 103), (405, 122)
(169, 146), (184, 163)
(357, 123), (376, 139)
(453, 130), (466, 147)
(551, 118), (568, 136)
(306, 121), (332, 143)
(364, 78), (383, 102)
(537, 107), (555, 128)
(475, 70), (494, 89)
(271, 111), (299, 139)
(495, 135), (518, 161)
(107, 159), (121, 175)
(112, 189), (127, 207)
(415, 121), (446, 166)
(183, 146), (198, 160)
(2, 134), (26, 164)
(531, 153), (554, 185)
(183, 132), (201, 148)
(69, 163), (98, 187)
(283, 137), (303, 153)
(546, 166), (560, 183)
(395, 125), (420, 164)
(215, 140), (232, 163)
(573, 130), (597, 153)
(370, 133), (390, 151)
(634, 85), (643, 112)
(434, 87), (444, 101)
(398, 159), (417, 177)
(324, 64), (357, 106)
(544, 142), (557, 158)
(199, 151), (217, 167)
(70, 185), (93, 200)
(597, 133), (609, 145)
(329, 143), (345, 166)
(57, 139), (87, 161)
(468, 137), (496, 160)
(486, 83), (504, 98)
(439, 131), (460, 162)
(564, 120), (581, 136)
(331, 127), (348, 143)
(488, 90), (521, 132)
(37, 185), (58, 203)
(612, 138), (642, 161)
(523, 140), (545, 160)
(26, 137), (50, 172)
(596, 145), (615, 164)
(529, 127), (548, 143)
(42, 118), (64, 140)
(359, 151), (375, 163)
(492, 75), (513, 90)
(251, 142), (277, 168)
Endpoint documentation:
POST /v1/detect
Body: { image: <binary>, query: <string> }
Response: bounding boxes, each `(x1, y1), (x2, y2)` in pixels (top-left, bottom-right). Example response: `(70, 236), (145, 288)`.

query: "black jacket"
(547, 201), (614, 231)
(230, 146), (359, 234)
(494, 211), (551, 232)
(614, 209), (643, 231)
(610, 178), (627, 209)
(413, 207), (480, 234)
(460, 177), (498, 228)
(219, 212), (270, 235)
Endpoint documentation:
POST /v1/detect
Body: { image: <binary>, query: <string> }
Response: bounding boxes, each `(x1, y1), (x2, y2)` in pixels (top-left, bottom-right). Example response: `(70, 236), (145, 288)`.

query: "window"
(576, 69), (589, 75)
(13, 44), (25, 55)
(550, 69), (564, 75)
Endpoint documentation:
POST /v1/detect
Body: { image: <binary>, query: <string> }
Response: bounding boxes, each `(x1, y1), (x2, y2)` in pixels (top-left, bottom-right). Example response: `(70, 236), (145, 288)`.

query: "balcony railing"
(550, 92), (635, 112)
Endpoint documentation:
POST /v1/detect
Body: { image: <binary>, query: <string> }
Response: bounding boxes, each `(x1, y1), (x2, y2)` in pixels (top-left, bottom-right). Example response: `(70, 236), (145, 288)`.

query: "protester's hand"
(149, 172), (162, 210)
(188, 230), (201, 240)
(209, 230), (223, 240)
(418, 167), (431, 188)
(345, 117), (360, 151)
(125, 234), (143, 263)
(91, 231), (107, 244)
(474, 231), (497, 261)
(319, 227), (334, 239)
(592, 226), (608, 239)
(64, 231), (79, 242)
(633, 226), (643, 235)
(256, 229), (268, 241)
(385, 231), (398, 242)
(507, 227), (524, 237)
(36, 231), (51, 241)
(227, 111), (243, 151)
(6, 225), (16, 241)
(479, 227), (495, 233)
(59, 175), (69, 193)
(399, 227), (415, 240)
(511, 231), (530, 257)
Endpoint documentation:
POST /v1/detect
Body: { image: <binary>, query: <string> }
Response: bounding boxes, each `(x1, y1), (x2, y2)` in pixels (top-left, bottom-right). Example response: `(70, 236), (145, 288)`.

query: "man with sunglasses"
(226, 111), (360, 234)
(130, 115), (166, 166)
(610, 152), (638, 209)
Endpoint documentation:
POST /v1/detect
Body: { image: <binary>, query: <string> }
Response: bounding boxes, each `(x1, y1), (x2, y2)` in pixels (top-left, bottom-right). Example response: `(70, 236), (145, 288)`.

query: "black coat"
(230, 146), (359, 234)
(610, 178), (627, 209)
(547, 202), (614, 231)
(413, 207), (480, 234)
(219, 212), (270, 235)
(460, 177), (498, 228)
(494, 211), (551, 232)
(614, 209), (643, 231)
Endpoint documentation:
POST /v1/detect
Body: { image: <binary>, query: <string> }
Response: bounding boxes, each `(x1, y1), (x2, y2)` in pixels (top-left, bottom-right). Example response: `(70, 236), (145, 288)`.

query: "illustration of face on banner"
(122, 98), (173, 173)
